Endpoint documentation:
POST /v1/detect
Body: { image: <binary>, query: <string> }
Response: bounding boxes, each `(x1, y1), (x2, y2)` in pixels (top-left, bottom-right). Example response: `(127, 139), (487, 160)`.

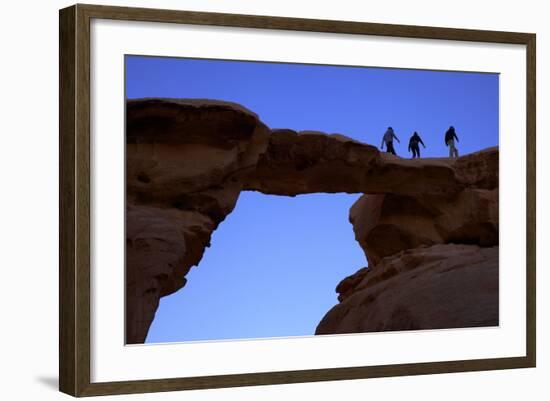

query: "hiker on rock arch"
(408, 131), (426, 159)
(381, 126), (400, 155)
(445, 126), (460, 158)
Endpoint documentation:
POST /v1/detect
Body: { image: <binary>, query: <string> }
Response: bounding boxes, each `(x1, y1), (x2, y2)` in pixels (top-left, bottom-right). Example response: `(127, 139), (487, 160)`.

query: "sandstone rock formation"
(349, 187), (498, 267)
(244, 129), (470, 197)
(317, 148), (499, 334)
(316, 244), (498, 334)
(126, 99), (270, 343)
(126, 98), (499, 343)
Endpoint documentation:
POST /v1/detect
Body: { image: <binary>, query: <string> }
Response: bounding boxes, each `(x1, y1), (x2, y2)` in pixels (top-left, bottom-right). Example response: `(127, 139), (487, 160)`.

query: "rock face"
(126, 98), (499, 343)
(244, 129), (468, 197)
(317, 147), (499, 334)
(126, 205), (215, 343)
(126, 99), (270, 343)
(316, 244), (498, 334)
(350, 187), (498, 267)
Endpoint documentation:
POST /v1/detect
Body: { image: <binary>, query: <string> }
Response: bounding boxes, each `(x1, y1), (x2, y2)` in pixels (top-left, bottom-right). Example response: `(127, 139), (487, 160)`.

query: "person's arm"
(420, 137), (426, 148)
(393, 133), (400, 143)
(381, 137), (385, 149)
(454, 132), (459, 143)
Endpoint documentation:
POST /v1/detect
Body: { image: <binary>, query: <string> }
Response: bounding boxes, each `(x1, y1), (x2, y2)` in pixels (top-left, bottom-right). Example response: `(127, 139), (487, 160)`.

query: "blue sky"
(125, 55), (499, 343)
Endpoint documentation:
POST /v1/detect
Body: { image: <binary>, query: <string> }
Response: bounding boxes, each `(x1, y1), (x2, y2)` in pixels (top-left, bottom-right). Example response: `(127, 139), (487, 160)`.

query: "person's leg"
(387, 141), (395, 155)
(449, 139), (459, 158)
(412, 146), (418, 158)
(415, 145), (420, 158)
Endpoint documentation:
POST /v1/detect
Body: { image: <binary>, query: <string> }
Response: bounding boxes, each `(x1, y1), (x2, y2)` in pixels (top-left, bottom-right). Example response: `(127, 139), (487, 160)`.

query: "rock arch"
(126, 99), (498, 344)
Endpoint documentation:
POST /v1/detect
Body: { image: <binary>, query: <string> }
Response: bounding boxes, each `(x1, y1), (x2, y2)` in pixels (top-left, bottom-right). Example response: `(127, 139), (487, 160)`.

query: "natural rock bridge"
(126, 98), (498, 344)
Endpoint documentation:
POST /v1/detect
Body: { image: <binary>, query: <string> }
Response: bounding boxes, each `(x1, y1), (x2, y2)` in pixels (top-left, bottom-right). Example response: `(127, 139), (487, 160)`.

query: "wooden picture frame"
(59, 3), (536, 397)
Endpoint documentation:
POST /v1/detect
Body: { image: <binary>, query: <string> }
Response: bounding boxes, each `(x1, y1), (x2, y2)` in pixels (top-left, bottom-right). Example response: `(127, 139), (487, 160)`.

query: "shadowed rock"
(316, 244), (499, 334)
(125, 98), (499, 343)
(127, 98), (271, 208)
(243, 128), (471, 197)
(317, 147), (499, 334)
(350, 187), (498, 266)
(125, 99), (270, 344)
(126, 205), (214, 343)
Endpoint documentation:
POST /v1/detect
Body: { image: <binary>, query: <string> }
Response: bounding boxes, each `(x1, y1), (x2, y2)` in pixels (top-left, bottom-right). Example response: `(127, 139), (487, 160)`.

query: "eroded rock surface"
(244, 129), (472, 197)
(317, 147), (499, 334)
(126, 98), (499, 343)
(126, 99), (270, 343)
(316, 244), (499, 334)
(350, 187), (498, 266)
(126, 205), (215, 343)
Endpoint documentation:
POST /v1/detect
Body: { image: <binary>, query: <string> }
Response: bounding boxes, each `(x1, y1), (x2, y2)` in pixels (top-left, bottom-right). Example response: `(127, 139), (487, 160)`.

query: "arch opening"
(146, 191), (365, 343)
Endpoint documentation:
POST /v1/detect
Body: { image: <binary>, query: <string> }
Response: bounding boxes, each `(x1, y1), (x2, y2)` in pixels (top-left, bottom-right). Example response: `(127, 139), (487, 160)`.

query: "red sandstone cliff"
(316, 244), (498, 334)
(126, 99), (270, 343)
(314, 147), (498, 334)
(126, 98), (499, 343)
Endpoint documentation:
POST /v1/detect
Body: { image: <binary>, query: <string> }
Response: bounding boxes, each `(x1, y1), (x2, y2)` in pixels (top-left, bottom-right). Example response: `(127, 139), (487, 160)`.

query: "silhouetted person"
(408, 131), (426, 158)
(445, 126), (459, 158)
(381, 127), (400, 155)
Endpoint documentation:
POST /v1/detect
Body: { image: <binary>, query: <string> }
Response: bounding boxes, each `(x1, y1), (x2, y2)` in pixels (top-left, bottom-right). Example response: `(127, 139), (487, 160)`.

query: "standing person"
(380, 127), (400, 155)
(408, 131), (426, 159)
(445, 126), (459, 158)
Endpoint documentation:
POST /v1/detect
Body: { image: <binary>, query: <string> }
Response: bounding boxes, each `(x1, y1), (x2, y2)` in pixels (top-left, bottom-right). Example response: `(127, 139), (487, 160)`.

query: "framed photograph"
(59, 4), (536, 397)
